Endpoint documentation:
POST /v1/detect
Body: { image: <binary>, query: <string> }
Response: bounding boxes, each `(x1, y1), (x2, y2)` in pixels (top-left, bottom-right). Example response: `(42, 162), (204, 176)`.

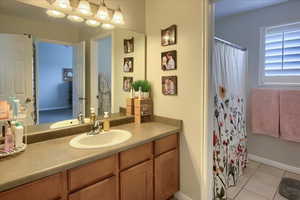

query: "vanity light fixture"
(46, 9), (66, 18)
(102, 23), (115, 30)
(53, 0), (72, 11)
(77, 0), (93, 16)
(86, 19), (101, 27)
(44, 0), (126, 28)
(67, 15), (84, 22)
(95, 0), (110, 21)
(112, 7), (124, 25)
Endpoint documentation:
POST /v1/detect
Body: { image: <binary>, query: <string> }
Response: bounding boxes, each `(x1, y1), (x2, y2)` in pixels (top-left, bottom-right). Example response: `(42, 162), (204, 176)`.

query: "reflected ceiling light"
(112, 7), (124, 24)
(53, 0), (72, 11)
(86, 19), (100, 27)
(102, 23), (115, 30)
(46, 9), (65, 18)
(67, 15), (84, 22)
(95, 0), (110, 21)
(77, 0), (93, 16)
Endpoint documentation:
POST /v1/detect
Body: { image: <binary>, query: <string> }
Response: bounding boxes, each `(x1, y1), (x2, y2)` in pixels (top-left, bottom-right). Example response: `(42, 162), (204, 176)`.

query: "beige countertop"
(0, 121), (181, 192)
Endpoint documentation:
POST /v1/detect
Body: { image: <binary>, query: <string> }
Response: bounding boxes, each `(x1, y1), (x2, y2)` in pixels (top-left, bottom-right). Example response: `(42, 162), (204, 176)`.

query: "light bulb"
(67, 15), (84, 22)
(112, 7), (124, 24)
(46, 9), (65, 18)
(102, 23), (115, 30)
(95, 2), (110, 21)
(53, 0), (72, 11)
(86, 19), (100, 27)
(77, 0), (93, 16)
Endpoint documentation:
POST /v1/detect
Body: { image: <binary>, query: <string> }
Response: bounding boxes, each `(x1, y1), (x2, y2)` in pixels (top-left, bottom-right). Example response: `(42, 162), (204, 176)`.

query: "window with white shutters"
(260, 22), (300, 85)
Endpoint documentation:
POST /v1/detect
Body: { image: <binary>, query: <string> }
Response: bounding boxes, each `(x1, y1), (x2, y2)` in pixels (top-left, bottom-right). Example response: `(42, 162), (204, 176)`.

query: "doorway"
(90, 34), (113, 116)
(36, 41), (73, 124)
(97, 36), (112, 115)
(35, 40), (86, 124)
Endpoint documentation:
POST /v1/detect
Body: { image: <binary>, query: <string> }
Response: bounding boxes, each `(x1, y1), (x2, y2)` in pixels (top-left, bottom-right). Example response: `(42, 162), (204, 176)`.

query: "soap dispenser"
(103, 112), (110, 131)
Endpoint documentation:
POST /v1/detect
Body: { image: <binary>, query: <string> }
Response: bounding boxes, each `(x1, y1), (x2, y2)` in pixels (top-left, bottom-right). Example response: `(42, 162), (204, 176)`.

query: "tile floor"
(228, 160), (300, 200)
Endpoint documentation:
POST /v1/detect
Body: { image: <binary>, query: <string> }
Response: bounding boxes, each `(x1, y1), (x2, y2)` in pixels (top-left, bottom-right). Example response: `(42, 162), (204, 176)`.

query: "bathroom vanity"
(0, 118), (181, 200)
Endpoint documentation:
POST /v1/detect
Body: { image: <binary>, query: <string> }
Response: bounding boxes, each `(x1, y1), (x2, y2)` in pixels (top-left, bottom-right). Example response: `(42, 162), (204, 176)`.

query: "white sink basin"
(69, 130), (132, 149)
(50, 119), (90, 129)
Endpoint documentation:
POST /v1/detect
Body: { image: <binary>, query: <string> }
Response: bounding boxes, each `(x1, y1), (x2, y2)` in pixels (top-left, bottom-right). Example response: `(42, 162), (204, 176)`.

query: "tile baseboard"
(248, 154), (300, 175)
(175, 191), (193, 200)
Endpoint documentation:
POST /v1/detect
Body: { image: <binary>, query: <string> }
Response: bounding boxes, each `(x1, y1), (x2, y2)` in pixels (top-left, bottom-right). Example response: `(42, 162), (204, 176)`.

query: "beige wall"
(146, 0), (210, 199)
(0, 13), (80, 43)
(216, 1), (300, 168)
(112, 29), (145, 112)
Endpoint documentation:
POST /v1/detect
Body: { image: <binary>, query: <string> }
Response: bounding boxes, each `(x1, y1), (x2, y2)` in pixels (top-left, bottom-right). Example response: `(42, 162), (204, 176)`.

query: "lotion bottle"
(14, 122), (24, 148)
(103, 112), (110, 131)
(4, 123), (14, 152)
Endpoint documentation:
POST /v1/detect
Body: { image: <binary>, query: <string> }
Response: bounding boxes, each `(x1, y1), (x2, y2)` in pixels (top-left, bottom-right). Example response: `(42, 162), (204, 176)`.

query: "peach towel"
(280, 90), (300, 143)
(250, 88), (280, 137)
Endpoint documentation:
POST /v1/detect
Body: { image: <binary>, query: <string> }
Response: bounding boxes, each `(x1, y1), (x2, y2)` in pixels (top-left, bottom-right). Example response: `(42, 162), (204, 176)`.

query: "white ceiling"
(215, 0), (290, 19)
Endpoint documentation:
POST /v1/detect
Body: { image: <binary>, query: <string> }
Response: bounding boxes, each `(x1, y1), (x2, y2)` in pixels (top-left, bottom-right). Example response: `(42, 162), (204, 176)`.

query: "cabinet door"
(0, 173), (66, 200)
(69, 176), (116, 200)
(120, 160), (153, 200)
(155, 149), (179, 200)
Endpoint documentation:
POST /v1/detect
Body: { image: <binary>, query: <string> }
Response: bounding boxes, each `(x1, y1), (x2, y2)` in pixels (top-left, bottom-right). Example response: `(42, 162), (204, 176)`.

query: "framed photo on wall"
(123, 57), (134, 72)
(161, 50), (177, 71)
(123, 77), (133, 92)
(63, 68), (73, 82)
(162, 76), (177, 95)
(161, 25), (177, 46)
(124, 38), (134, 53)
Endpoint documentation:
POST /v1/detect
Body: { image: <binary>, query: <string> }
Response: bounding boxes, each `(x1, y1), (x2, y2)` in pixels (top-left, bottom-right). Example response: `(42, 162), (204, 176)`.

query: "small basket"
(0, 143), (27, 158)
(0, 107), (28, 159)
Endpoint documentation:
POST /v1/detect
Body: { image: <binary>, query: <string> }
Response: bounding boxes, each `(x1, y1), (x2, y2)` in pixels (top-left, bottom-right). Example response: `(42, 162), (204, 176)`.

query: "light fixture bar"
(42, 0), (126, 27)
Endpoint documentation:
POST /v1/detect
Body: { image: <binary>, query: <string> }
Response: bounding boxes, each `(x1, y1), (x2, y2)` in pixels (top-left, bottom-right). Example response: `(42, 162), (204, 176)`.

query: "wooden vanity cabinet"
(155, 149), (179, 200)
(154, 134), (179, 200)
(0, 133), (179, 200)
(0, 172), (67, 200)
(69, 176), (117, 200)
(120, 160), (153, 200)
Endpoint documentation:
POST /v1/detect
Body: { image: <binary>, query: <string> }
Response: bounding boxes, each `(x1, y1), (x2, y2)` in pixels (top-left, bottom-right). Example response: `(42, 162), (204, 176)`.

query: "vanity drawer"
(154, 134), (178, 156)
(69, 176), (117, 200)
(120, 143), (153, 170)
(0, 173), (66, 200)
(68, 155), (116, 192)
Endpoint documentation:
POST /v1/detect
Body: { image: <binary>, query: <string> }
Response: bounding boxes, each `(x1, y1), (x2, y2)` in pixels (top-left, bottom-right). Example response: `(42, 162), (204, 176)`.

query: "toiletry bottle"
(138, 86), (142, 99)
(90, 108), (96, 124)
(0, 125), (5, 151)
(0, 101), (9, 120)
(4, 123), (14, 152)
(14, 122), (24, 148)
(103, 112), (110, 131)
(13, 99), (20, 118)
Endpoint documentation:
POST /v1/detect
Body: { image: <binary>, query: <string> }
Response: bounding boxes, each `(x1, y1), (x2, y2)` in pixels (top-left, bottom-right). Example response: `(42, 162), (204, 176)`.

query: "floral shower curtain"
(213, 40), (247, 200)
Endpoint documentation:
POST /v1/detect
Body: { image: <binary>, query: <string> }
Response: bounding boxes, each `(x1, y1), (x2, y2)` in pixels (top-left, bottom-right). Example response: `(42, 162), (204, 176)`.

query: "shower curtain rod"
(214, 36), (247, 51)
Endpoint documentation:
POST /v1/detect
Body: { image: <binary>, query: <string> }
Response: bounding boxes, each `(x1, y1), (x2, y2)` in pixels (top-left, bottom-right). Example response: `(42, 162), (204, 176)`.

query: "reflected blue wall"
(38, 42), (73, 111)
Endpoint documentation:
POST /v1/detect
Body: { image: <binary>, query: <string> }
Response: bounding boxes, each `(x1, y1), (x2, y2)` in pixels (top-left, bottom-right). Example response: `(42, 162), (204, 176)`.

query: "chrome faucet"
(87, 120), (103, 135)
(77, 112), (84, 124)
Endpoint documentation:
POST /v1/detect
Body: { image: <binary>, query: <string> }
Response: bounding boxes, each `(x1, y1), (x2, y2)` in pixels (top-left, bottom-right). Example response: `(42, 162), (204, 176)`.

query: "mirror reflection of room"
(0, 0), (146, 127)
(37, 41), (74, 124)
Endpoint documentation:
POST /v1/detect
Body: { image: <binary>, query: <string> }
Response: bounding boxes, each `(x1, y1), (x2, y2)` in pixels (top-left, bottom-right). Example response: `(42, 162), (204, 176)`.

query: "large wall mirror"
(0, 0), (146, 129)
